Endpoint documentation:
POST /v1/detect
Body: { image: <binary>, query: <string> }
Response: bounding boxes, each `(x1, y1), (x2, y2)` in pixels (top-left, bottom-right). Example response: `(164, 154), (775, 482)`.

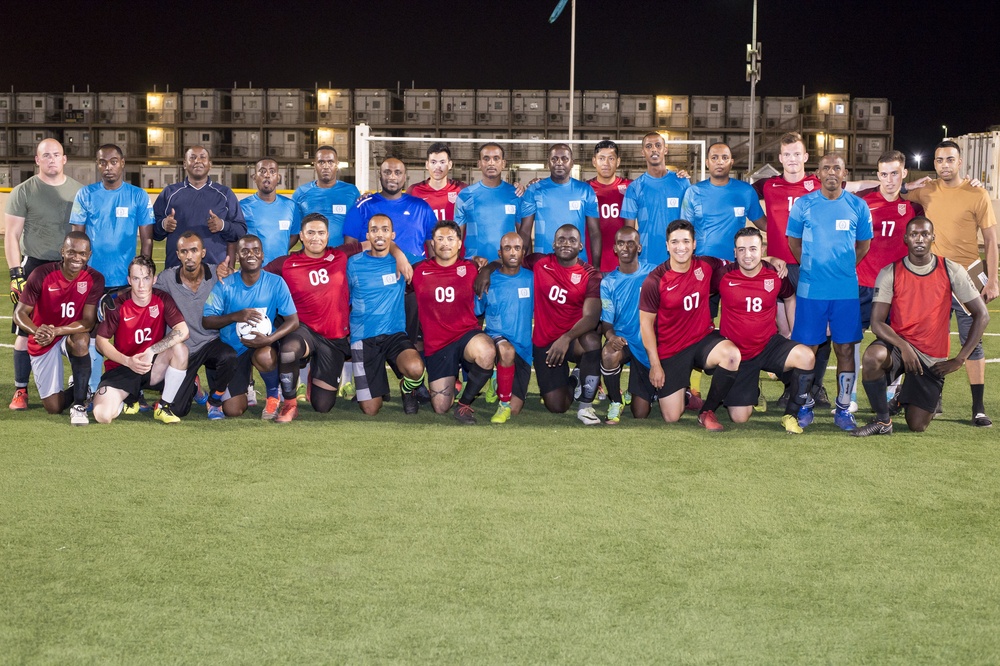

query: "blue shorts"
(792, 296), (862, 346)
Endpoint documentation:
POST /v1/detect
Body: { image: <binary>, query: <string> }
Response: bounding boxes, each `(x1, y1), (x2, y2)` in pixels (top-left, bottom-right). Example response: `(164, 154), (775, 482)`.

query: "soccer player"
(621, 132), (691, 266)
(70, 143), (154, 394)
(786, 153), (873, 431)
(12, 232), (104, 424)
(156, 232), (238, 420)
(599, 226), (654, 424)
(411, 220), (496, 423)
(715, 228), (816, 433)
(454, 143), (524, 260)
(680, 142), (766, 261)
(202, 235), (299, 419)
(91, 256), (189, 425)
(264, 213), (411, 423)
(153, 145), (246, 270)
(290, 146), (360, 247)
(587, 140), (632, 273)
(476, 231), (534, 424)
(855, 217), (989, 435)
(519, 144), (601, 266)
(7, 138), (83, 410)
(407, 142), (467, 222)
(346, 214), (426, 417)
(241, 158), (298, 265)
(639, 220), (741, 431)
(903, 140), (998, 427)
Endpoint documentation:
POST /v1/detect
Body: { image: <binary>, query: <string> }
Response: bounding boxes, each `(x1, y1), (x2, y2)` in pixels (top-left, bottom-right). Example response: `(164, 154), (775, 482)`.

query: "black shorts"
(859, 285), (874, 330)
(351, 332), (415, 402)
(426, 329), (483, 382)
(98, 361), (162, 399)
(227, 348), (257, 397)
(784, 264), (800, 290)
(13, 256), (52, 336)
(296, 325), (350, 388)
(627, 353), (659, 404)
(659, 330), (727, 396)
(728, 334), (799, 407)
(404, 290), (421, 345)
(533, 341), (585, 395)
(872, 340), (945, 414)
(173, 338), (239, 417)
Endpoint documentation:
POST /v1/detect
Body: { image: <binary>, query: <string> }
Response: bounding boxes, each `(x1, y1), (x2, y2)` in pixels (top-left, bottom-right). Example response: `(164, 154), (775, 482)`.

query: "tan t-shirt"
(904, 180), (996, 267)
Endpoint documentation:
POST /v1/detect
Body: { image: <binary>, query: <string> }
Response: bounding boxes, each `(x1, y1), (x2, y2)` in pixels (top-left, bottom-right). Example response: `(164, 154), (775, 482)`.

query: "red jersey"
(639, 257), (724, 359)
(754, 174), (821, 264)
(587, 176), (632, 272)
(265, 243), (362, 339)
(887, 257), (953, 359)
(410, 257), (480, 356)
(97, 288), (184, 371)
(408, 179), (467, 222)
(856, 188), (921, 288)
(714, 262), (795, 359)
(524, 253), (601, 347)
(20, 262), (104, 356)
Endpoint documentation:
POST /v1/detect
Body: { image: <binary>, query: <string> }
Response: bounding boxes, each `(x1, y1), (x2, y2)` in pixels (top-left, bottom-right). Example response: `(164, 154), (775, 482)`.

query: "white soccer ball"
(236, 314), (273, 340)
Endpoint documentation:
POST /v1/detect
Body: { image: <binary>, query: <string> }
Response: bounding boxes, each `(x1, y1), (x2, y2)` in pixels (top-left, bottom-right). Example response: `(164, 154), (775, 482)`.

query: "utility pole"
(746, 0), (762, 173)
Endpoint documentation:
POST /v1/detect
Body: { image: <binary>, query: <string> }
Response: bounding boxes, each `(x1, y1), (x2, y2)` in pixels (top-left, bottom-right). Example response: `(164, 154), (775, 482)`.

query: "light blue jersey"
(520, 178), (599, 261)
(786, 190), (874, 300)
(680, 178), (764, 260)
(476, 268), (534, 364)
(621, 171), (690, 266)
(203, 271), (297, 356)
(454, 180), (522, 259)
(346, 252), (406, 342)
(342, 193), (437, 264)
(600, 263), (654, 367)
(291, 180), (361, 246)
(240, 193), (297, 264)
(69, 182), (153, 287)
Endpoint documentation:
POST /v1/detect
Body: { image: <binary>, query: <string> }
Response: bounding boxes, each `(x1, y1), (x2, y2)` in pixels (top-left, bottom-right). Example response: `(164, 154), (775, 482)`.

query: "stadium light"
(914, 154), (922, 170)
(549, 0), (576, 141)
(942, 124), (948, 138)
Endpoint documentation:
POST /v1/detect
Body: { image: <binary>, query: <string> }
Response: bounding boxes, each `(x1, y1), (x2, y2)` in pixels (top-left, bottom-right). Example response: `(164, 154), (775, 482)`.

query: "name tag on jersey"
(733, 207), (745, 217)
(279, 219), (291, 230)
(569, 200), (581, 211)
(518, 287), (530, 298)
(382, 273), (397, 286)
(836, 219), (851, 231)
(667, 198), (679, 208)
(116, 207), (129, 218)
(332, 205), (347, 215)
(505, 205), (517, 215)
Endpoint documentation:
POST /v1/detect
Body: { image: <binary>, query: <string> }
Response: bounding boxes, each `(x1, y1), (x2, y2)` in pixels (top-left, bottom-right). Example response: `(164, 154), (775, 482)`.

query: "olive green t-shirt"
(5, 175), (83, 260)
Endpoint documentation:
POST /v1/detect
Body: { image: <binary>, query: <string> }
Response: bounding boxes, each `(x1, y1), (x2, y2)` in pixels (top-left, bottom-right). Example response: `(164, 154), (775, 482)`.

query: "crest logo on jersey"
(77, 282), (87, 294)
(448, 192), (458, 204)
(898, 204), (907, 215)
(325, 254), (335, 262)
(804, 181), (815, 192)
(694, 267), (704, 281)
(764, 279), (774, 292)
(457, 265), (467, 277)
(149, 305), (160, 318)
(571, 272), (582, 284)
(617, 184), (628, 195)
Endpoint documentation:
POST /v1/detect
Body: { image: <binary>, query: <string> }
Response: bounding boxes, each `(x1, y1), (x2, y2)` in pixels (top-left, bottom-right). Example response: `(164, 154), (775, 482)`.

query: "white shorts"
(29, 337), (68, 399)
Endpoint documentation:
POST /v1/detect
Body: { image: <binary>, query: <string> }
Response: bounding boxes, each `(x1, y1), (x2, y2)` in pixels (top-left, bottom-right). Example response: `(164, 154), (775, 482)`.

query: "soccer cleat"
(193, 375), (208, 406)
(207, 404), (225, 421)
(698, 409), (724, 432)
(684, 389), (704, 412)
(754, 379), (767, 413)
(154, 402), (180, 424)
(261, 396), (280, 420)
(887, 394), (902, 416)
(571, 368), (582, 401)
(853, 419), (893, 437)
(577, 405), (601, 426)
(454, 402), (476, 425)
(781, 414), (803, 434)
(454, 378), (463, 397)
(797, 404), (815, 428)
(296, 382), (308, 403)
(122, 401), (142, 415)
(9, 387), (28, 410)
(605, 401), (623, 425)
(70, 404), (89, 426)
(484, 377), (498, 404)
(246, 380), (258, 407)
(275, 400), (298, 423)
(973, 413), (993, 428)
(491, 402), (511, 424)
(622, 390), (632, 406)
(833, 407), (857, 431)
(415, 382), (431, 404)
(339, 381), (356, 401)
(812, 385), (832, 409)
(400, 380), (419, 415)
(775, 388), (790, 410)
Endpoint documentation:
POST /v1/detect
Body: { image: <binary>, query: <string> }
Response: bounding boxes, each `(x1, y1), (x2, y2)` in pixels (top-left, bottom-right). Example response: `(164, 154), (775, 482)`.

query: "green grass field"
(2, 239), (1000, 663)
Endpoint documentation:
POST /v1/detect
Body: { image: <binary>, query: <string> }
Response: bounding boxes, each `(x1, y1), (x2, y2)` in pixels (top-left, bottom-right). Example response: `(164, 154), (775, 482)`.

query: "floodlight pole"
(746, 0), (762, 173)
(568, 0), (576, 141)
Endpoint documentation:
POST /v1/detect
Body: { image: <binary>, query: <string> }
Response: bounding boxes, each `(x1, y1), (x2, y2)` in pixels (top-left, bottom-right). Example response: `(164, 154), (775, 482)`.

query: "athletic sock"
(689, 368), (703, 395)
(578, 350), (601, 403)
(601, 363), (623, 403)
(851, 344), (861, 404)
(785, 368), (815, 416)
(260, 369), (280, 400)
(88, 338), (102, 393)
(813, 340), (832, 391)
(69, 353), (92, 405)
(836, 371), (856, 410)
(209, 390), (226, 406)
(161, 365), (186, 406)
(862, 377), (890, 422)
(496, 363), (515, 403)
(971, 384), (986, 415)
(341, 362), (353, 384)
(401, 376), (423, 392)
(460, 363), (492, 406)
(13, 348), (30, 388)
(702, 367), (737, 413)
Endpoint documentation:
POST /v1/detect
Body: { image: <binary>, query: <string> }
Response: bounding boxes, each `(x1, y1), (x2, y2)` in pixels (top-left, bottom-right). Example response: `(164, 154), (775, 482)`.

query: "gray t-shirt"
(156, 264), (222, 354)
(5, 175), (83, 261)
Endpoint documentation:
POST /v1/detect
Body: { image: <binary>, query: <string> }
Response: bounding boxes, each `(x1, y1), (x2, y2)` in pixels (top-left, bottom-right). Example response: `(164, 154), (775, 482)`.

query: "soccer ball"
(236, 315), (273, 340)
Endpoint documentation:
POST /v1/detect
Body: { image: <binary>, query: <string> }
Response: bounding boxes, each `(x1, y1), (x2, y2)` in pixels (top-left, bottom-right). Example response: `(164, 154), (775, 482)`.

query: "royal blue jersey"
(454, 181), (523, 259)
(290, 180), (360, 246)
(520, 178), (599, 261)
(240, 193), (297, 265)
(346, 252), (406, 342)
(787, 190), (874, 300)
(621, 172), (691, 266)
(680, 179), (765, 260)
(203, 271), (297, 356)
(600, 263), (654, 368)
(342, 193), (437, 264)
(69, 182), (153, 287)
(475, 268), (534, 364)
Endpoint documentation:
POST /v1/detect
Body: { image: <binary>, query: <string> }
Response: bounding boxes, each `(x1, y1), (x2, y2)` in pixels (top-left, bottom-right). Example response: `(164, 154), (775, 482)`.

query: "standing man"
(903, 140), (998, 427)
(454, 143), (523, 260)
(6, 139), (83, 410)
(411, 221), (496, 423)
(587, 140), (632, 273)
(13, 232), (104, 424)
(241, 158), (298, 265)
(408, 142), (467, 222)
(621, 132), (691, 267)
(786, 153), (873, 431)
(519, 144), (601, 266)
(290, 146), (360, 247)
(153, 145), (246, 270)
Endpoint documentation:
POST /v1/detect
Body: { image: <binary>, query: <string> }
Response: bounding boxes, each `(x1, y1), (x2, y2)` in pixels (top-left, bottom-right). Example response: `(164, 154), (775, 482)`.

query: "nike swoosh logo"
(421, 270), (433, 275)
(666, 285), (679, 291)
(48, 286), (61, 291)
(124, 316), (137, 321)
(728, 282), (741, 286)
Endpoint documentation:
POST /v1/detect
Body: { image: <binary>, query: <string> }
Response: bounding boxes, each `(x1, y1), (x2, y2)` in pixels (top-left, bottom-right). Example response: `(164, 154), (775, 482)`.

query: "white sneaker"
(246, 380), (258, 407)
(571, 368), (581, 401)
(70, 404), (89, 426)
(577, 406), (600, 426)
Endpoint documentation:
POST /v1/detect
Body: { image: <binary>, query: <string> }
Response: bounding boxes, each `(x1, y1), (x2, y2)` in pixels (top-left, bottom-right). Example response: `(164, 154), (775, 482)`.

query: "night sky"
(5, 0), (998, 166)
